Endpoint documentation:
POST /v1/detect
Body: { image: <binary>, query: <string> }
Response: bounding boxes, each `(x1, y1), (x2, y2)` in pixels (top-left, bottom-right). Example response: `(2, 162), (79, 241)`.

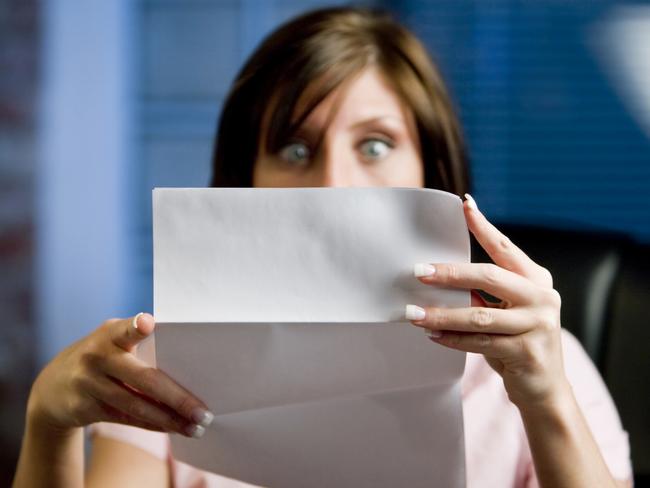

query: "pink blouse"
(88, 329), (632, 487)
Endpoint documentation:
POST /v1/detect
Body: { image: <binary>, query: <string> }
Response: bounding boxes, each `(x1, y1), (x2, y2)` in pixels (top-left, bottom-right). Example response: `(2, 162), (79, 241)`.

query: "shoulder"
(86, 424), (169, 487)
(87, 423), (257, 487)
(462, 331), (633, 484)
(561, 330), (632, 482)
(560, 329), (621, 417)
(87, 422), (170, 460)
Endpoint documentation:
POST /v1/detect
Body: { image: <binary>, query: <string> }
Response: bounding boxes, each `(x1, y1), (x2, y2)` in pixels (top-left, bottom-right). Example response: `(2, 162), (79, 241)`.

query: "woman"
(13, 7), (631, 487)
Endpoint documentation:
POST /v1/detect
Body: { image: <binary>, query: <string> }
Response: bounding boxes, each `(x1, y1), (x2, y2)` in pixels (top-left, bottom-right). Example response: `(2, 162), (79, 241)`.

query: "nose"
(317, 145), (356, 187)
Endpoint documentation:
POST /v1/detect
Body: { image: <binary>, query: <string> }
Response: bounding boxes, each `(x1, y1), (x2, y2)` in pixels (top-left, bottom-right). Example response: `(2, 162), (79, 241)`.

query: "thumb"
(109, 313), (155, 352)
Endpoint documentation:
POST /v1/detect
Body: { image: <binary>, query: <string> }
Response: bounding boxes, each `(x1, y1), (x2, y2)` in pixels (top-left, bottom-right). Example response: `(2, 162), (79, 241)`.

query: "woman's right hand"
(27, 313), (213, 438)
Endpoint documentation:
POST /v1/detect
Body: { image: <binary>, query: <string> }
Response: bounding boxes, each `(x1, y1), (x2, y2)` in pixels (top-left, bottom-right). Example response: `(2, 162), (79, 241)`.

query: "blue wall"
(391, 0), (650, 241)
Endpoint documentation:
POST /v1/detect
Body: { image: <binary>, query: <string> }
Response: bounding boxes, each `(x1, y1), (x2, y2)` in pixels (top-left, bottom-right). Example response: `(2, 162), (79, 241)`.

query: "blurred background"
(0, 0), (648, 485)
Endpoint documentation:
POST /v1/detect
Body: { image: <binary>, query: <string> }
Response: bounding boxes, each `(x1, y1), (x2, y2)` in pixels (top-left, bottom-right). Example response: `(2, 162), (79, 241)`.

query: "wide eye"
(359, 138), (393, 161)
(279, 142), (311, 166)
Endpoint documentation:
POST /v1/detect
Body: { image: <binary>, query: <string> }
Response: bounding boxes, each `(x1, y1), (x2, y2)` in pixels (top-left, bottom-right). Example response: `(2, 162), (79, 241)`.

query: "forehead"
(298, 67), (410, 128)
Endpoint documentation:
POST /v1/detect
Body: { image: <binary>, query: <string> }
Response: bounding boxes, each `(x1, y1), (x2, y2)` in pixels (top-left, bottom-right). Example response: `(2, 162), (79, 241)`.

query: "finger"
(103, 351), (214, 428)
(463, 194), (547, 282)
(87, 375), (205, 438)
(109, 313), (155, 352)
(93, 401), (170, 433)
(407, 305), (535, 335)
(429, 330), (521, 359)
(417, 262), (538, 305)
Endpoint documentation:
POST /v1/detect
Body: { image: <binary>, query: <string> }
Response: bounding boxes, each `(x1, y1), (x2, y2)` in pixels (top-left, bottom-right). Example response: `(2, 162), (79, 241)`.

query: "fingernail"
(464, 193), (478, 211)
(132, 312), (144, 330)
(405, 304), (426, 321)
(426, 329), (442, 339)
(191, 407), (214, 428)
(187, 424), (205, 439)
(414, 263), (436, 278)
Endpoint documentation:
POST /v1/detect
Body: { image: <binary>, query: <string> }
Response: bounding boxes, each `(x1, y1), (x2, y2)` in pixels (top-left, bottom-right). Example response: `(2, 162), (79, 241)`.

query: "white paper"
(151, 187), (470, 488)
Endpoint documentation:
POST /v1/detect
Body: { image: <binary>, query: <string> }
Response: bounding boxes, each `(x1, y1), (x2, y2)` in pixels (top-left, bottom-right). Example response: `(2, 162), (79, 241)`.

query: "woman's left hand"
(407, 194), (570, 410)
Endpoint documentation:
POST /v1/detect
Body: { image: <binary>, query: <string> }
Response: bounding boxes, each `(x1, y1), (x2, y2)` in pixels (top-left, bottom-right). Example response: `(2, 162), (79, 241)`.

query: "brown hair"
(210, 6), (470, 195)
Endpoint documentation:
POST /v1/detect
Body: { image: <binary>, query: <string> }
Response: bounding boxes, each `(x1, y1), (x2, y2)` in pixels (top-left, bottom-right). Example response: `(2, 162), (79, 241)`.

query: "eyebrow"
(289, 115), (407, 148)
(297, 115), (406, 134)
(292, 125), (321, 141)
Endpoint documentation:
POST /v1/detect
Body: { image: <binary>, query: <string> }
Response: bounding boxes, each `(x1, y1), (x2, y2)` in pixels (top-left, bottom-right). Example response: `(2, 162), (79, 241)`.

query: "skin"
(13, 67), (629, 487)
(13, 314), (209, 487)
(253, 68), (423, 188)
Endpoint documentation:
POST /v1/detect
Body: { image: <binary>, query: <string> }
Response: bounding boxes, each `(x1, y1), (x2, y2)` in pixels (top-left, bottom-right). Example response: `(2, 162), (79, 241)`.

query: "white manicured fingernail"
(414, 263), (436, 278)
(405, 304), (426, 321)
(464, 193), (478, 211)
(132, 312), (144, 330)
(187, 424), (205, 439)
(426, 329), (442, 339)
(191, 408), (214, 428)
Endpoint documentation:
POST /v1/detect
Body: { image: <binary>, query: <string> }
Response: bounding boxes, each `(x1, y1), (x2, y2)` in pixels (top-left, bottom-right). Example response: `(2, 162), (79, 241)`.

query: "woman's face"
(253, 67), (424, 188)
